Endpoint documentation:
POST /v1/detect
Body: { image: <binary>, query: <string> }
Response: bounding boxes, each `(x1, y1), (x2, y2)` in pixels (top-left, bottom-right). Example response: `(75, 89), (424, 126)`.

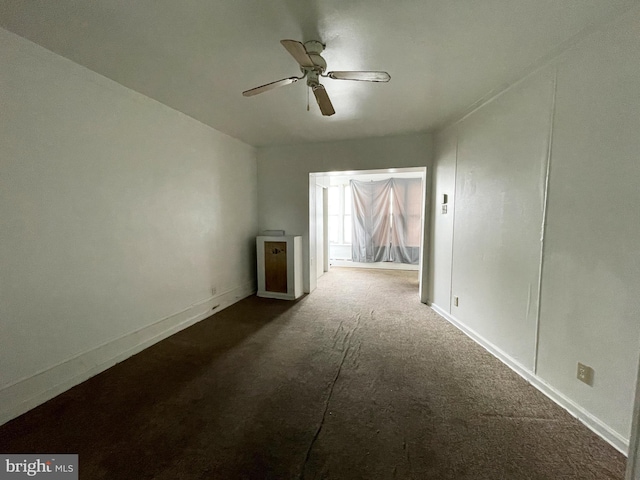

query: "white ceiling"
(0, 0), (636, 147)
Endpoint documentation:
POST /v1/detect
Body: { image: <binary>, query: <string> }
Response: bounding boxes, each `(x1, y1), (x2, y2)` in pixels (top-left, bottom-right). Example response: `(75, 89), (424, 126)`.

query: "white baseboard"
(430, 303), (629, 455)
(0, 281), (256, 427)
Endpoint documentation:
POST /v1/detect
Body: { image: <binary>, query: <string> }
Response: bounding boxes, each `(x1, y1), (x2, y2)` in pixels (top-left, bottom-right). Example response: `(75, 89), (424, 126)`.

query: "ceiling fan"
(242, 40), (391, 117)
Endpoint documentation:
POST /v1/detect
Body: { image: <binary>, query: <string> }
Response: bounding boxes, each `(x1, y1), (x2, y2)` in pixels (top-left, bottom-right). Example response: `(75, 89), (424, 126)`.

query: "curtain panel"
(390, 177), (422, 264)
(350, 179), (393, 263)
(350, 178), (422, 265)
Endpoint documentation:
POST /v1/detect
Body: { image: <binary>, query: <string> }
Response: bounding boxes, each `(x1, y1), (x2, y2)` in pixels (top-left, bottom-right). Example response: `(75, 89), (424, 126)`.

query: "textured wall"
(429, 8), (640, 450)
(257, 133), (432, 293)
(0, 29), (258, 422)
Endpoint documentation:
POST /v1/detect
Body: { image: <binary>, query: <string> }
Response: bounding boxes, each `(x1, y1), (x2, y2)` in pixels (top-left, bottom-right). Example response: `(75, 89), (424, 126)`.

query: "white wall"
(428, 8), (640, 453)
(0, 28), (258, 425)
(536, 9), (640, 448)
(427, 134), (457, 310)
(629, 364), (640, 479)
(257, 133), (433, 293)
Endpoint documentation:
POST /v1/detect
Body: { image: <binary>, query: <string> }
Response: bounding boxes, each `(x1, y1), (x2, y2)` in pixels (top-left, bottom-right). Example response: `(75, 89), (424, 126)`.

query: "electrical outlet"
(577, 362), (594, 386)
(453, 296), (459, 307)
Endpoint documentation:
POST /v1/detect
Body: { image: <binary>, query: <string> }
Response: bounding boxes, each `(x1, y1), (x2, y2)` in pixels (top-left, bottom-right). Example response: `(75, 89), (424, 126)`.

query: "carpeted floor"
(0, 268), (626, 479)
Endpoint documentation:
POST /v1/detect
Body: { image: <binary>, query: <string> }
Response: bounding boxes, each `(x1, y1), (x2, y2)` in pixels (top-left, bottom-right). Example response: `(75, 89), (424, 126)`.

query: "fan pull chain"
(307, 87), (310, 111)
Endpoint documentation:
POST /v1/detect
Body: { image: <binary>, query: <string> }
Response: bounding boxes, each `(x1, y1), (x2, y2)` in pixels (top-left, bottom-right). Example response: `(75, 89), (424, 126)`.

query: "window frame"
(328, 184), (352, 245)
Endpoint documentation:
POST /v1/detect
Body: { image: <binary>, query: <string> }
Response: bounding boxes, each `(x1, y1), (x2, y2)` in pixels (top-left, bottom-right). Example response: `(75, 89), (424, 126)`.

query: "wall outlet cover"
(577, 362), (594, 386)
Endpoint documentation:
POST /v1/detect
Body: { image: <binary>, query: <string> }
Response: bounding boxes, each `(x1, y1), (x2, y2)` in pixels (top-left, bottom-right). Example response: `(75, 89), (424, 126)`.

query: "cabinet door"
(264, 241), (287, 293)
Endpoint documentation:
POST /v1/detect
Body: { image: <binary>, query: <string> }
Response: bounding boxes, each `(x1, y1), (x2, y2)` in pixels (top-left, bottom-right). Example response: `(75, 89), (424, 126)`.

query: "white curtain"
(350, 178), (422, 264)
(350, 179), (392, 262)
(390, 178), (422, 264)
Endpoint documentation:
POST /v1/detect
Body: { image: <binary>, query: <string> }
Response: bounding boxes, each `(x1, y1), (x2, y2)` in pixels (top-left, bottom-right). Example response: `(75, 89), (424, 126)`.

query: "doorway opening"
(309, 167), (427, 296)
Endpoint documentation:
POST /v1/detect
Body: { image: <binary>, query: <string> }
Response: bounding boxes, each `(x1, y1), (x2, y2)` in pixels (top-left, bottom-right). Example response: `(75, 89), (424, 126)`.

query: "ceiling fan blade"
(327, 71), (391, 82)
(280, 39), (315, 68)
(242, 77), (300, 97)
(312, 84), (335, 116)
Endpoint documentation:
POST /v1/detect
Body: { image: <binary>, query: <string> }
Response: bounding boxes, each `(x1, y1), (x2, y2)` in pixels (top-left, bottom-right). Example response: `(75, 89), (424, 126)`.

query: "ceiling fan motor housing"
(307, 70), (320, 88)
(303, 40), (327, 74)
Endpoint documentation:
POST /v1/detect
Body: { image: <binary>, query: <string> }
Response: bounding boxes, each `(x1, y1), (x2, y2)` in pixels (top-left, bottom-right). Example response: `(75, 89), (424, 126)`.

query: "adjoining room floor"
(0, 268), (625, 479)
(329, 259), (419, 271)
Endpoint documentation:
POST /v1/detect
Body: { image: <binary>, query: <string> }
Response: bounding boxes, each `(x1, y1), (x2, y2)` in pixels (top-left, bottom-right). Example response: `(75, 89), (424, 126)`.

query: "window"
(343, 185), (352, 244)
(328, 184), (352, 245)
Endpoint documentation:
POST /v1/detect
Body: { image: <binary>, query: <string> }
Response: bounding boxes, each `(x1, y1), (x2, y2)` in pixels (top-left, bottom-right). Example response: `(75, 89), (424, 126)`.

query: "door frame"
(309, 167), (428, 298)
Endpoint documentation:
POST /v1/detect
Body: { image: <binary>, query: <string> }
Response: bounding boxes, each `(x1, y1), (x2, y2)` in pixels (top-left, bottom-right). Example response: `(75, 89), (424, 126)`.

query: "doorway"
(309, 167), (427, 295)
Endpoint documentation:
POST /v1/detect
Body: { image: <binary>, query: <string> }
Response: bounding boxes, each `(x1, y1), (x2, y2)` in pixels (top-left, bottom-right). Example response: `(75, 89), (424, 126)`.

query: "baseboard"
(0, 281), (256, 427)
(430, 303), (629, 455)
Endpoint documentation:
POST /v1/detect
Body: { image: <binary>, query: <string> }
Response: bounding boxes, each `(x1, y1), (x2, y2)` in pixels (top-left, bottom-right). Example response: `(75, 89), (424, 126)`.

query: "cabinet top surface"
(257, 235), (301, 241)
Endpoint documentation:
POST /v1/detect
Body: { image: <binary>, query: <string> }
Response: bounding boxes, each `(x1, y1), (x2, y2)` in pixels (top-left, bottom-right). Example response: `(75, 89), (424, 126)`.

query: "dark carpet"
(0, 268), (626, 479)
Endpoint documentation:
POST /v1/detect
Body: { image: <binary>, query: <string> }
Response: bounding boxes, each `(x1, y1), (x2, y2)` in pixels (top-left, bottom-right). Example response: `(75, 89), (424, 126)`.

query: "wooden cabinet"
(264, 241), (287, 293)
(257, 236), (303, 300)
